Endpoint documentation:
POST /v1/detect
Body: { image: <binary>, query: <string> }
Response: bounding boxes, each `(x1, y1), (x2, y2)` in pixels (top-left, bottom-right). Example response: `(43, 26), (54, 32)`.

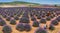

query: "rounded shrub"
(41, 14), (46, 18)
(46, 16), (51, 21)
(10, 19), (16, 25)
(37, 16), (41, 19)
(56, 16), (60, 22)
(2, 25), (12, 33)
(0, 20), (6, 26)
(30, 13), (33, 17)
(51, 20), (58, 25)
(40, 18), (46, 24)
(16, 23), (25, 31)
(10, 15), (14, 17)
(35, 28), (47, 33)
(50, 15), (54, 18)
(2, 15), (7, 18)
(24, 23), (31, 32)
(20, 17), (30, 23)
(35, 13), (38, 16)
(49, 24), (55, 31)
(32, 21), (39, 27)
(31, 16), (36, 21)
(22, 14), (29, 18)
(14, 16), (19, 20)
(17, 13), (21, 17)
(6, 16), (11, 21)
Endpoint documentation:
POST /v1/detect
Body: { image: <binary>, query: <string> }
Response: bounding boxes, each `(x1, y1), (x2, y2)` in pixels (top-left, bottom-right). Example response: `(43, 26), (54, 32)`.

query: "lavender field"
(0, 7), (60, 33)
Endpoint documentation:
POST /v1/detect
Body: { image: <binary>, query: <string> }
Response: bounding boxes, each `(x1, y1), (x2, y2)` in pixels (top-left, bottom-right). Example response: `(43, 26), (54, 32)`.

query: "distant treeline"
(0, 1), (40, 5)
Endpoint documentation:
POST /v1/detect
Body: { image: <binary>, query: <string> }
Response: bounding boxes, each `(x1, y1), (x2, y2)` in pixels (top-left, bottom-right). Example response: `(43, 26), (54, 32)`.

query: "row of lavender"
(0, 7), (60, 33)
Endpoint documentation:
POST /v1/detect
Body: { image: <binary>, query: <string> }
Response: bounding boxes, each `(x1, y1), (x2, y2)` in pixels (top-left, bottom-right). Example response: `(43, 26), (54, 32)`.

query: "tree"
(55, 5), (57, 7)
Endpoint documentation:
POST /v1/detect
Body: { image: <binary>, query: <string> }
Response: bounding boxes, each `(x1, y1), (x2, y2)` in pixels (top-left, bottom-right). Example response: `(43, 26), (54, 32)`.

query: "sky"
(0, 0), (60, 4)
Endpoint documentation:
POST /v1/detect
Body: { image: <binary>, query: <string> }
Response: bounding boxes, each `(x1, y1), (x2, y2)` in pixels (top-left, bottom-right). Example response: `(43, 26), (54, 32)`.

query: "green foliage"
(54, 5), (57, 7)
(49, 25), (55, 31)
(2, 25), (12, 33)
(35, 28), (47, 33)
(32, 21), (39, 27)
(0, 20), (6, 26)
(40, 19), (46, 24)
(0, 1), (40, 5)
(10, 19), (16, 25)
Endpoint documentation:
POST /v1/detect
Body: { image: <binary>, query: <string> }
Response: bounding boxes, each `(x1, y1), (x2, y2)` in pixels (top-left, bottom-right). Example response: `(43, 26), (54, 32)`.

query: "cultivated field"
(0, 7), (60, 33)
